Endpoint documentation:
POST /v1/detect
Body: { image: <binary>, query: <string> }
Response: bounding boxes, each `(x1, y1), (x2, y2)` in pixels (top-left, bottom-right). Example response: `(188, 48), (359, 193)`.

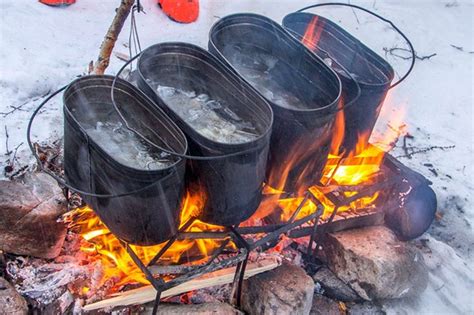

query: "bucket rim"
(137, 41), (275, 152)
(208, 12), (343, 115)
(63, 74), (189, 175)
(282, 11), (395, 88)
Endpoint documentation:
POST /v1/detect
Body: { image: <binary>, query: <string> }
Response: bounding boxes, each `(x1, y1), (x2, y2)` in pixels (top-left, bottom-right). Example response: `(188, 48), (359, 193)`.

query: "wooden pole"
(94, 0), (135, 74)
(83, 258), (280, 311)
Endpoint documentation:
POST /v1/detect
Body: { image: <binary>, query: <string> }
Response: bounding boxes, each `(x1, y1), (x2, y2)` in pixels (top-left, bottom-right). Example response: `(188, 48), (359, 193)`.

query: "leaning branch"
(94, 0), (135, 75)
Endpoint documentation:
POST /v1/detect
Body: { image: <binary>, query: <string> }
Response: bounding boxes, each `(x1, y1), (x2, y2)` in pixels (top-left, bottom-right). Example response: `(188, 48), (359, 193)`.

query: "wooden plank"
(83, 258), (280, 311)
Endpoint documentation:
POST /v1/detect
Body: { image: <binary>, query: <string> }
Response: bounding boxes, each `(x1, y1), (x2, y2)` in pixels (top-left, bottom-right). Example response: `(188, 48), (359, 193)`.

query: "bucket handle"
(296, 2), (416, 89)
(110, 53), (269, 161)
(26, 85), (180, 198)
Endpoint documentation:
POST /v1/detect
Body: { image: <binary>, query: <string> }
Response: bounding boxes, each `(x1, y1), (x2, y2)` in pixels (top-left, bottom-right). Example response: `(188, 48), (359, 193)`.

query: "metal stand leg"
(233, 251), (249, 307)
(62, 187), (69, 203)
(306, 203), (324, 256)
(151, 289), (162, 315)
(307, 218), (319, 256)
(228, 226), (251, 308)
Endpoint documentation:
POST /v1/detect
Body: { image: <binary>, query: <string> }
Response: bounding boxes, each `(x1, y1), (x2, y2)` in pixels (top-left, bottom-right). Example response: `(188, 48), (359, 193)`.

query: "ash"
(86, 121), (171, 170)
(156, 86), (258, 144)
(225, 46), (306, 110)
(5, 232), (122, 312)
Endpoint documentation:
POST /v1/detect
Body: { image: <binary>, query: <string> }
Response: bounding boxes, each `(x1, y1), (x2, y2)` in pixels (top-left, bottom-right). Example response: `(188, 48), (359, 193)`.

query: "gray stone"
(241, 262), (315, 315)
(348, 302), (385, 315)
(0, 277), (28, 315)
(310, 294), (340, 315)
(0, 173), (67, 259)
(320, 226), (428, 301)
(43, 291), (74, 314)
(312, 267), (360, 302)
(142, 302), (243, 314)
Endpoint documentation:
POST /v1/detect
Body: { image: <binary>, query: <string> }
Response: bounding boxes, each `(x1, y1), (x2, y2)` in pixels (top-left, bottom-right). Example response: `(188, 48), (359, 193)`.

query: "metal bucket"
(283, 11), (395, 153)
(63, 75), (188, 245)
(208, 13), (342, 192)
(136, 43), (273, 226)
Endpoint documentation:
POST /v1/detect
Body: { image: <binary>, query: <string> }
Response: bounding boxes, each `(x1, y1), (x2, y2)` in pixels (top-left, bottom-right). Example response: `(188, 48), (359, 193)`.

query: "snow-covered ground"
(0, 0), (472, 314)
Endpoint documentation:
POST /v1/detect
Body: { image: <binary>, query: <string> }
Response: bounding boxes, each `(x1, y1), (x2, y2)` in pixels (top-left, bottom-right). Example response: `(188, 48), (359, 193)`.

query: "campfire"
(64, 96), (408, 301)
(2, 2), (440, 315)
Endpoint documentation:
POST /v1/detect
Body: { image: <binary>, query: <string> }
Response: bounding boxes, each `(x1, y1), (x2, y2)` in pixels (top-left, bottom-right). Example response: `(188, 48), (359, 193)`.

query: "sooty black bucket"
(136, 43), (273, 226)
(63, 75), (188, 245)
(208, 13), (342, 192)
(283, 5), (403, 153)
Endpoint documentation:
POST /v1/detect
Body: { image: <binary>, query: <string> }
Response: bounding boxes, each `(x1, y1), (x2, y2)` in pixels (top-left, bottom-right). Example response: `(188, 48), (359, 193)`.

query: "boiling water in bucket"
(137, 43), (273, 226)
(209, 13), (342, 192)
(63, 75), (188, 245)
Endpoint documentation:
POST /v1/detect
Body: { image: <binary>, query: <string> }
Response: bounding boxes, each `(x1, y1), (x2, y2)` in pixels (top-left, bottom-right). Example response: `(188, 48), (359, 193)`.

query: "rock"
(0, 251), (6, 278)
(43, 291), (74, 314)
(0, 277), (28, 315)
(0, 173), (67, 259)
(312, 267), (360, 302)
(347, 301), (385, 315)
(141, 302), (243, 314)
(320, 226), (428, 300)
(241, 262), (314, 315)
(310, 294), (340, 315)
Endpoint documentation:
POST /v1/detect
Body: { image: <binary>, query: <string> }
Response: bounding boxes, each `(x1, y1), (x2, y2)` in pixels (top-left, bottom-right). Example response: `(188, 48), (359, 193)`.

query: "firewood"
(94, 0), (135, 74)
(83, 258), (280, 311)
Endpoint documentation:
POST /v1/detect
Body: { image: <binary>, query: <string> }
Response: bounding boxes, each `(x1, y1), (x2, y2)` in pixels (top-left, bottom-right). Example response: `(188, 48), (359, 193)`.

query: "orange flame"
(301, 16), (324, 49)
(69, 186), (230, 290)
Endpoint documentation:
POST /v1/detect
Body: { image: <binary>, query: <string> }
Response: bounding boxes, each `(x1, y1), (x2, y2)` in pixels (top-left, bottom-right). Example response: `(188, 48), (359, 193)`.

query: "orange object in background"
(39, 0), (75, 6)
(159, 0), (199, 23)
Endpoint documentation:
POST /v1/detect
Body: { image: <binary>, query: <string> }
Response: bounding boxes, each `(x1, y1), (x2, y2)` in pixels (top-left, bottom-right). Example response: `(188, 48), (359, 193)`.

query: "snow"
(0, 0), (472, 313)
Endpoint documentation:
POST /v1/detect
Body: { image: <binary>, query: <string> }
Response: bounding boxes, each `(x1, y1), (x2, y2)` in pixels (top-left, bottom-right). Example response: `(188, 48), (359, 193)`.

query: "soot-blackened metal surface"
(208, 13), (342, 192)
(382, 154), (437, 240)
(63, 75), (188, 246)
(136, 42), (274, 226)
(283, 12), (395, 153)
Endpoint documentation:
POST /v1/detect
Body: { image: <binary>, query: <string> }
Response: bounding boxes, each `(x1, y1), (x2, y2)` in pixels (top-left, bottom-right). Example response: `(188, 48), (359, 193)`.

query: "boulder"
(312, 267), (360, 302)
(347, 301), (384, 315)
(320, 226), (428, 300)
(0, 173), (67, 259)
(310, 294), (340, 315)
(42, 291), (74, 314)
(0, 277), (28, 315)
(142, 302), (243, 314)
(241, 262), (314, 315)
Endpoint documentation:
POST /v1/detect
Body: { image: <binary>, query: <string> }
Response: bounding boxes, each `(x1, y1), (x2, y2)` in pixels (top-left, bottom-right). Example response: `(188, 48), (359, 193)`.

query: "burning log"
(82, 258), (280, 311)
(318, 226), (429, 300)
(289, 209), (385, 239)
